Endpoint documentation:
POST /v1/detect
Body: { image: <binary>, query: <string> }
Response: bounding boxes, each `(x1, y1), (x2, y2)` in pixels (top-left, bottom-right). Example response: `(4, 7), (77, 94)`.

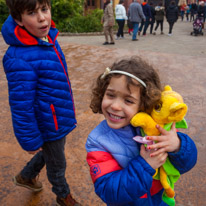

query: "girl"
(85, 56), (197, 206)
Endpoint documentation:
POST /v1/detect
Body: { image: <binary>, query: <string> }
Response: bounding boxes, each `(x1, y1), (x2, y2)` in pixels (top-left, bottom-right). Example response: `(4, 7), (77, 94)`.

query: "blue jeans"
(132, 22), (139, 40)
(20, 137), (70, 198)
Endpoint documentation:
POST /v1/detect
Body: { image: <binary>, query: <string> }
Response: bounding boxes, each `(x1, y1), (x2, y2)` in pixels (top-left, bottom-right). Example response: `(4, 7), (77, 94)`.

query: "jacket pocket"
(50, 104), (59, 131)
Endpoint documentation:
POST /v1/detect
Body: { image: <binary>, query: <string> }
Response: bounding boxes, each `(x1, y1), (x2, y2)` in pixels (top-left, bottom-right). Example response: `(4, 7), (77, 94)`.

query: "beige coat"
(102, 3), (115, 27)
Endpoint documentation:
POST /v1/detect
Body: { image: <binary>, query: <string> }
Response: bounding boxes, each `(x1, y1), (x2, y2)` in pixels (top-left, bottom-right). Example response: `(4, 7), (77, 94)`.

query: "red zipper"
(50, 104), (58, 131)
(48, 35), (76, 116)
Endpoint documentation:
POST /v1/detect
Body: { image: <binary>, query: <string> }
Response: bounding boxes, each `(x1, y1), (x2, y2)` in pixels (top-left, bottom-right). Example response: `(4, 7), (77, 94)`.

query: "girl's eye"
(125, 99), (134, 104)
(42, 6), (48, 12)
(154, 103), (162, 112)
(106, 93), (114, 98)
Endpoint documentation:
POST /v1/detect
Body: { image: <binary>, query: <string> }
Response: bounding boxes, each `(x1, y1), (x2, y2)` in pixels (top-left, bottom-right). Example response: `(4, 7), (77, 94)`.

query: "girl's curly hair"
(90, 56), (162, 114)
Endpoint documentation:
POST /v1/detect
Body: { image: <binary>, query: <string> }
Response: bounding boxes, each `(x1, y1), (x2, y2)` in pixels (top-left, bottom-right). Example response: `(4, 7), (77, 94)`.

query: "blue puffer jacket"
(2, 15), (77, 151)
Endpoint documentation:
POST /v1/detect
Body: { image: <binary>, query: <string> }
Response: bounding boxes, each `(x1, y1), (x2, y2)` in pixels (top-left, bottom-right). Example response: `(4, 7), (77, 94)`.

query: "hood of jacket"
(1, 15), (58, 47)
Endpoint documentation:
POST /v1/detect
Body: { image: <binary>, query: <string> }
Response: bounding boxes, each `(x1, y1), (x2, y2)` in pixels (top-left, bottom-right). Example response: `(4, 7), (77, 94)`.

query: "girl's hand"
(27, 147), (42, 155)
(140, 144), (168, 170)
(146, 122), (181, 157)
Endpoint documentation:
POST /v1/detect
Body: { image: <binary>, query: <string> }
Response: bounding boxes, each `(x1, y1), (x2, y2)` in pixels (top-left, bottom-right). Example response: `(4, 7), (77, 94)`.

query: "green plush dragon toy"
(130, 85), (188, 206)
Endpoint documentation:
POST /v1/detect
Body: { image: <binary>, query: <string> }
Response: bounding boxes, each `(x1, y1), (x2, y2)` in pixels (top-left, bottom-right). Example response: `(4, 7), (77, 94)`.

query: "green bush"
(58, 9), (103, 33)
(0, 0), (9, 31)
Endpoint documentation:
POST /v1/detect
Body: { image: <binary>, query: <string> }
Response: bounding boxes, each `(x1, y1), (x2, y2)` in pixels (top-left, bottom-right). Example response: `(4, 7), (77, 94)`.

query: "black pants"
(155, 20), (163, 32)
(21, 137), (70, 198)
(168, 21), (175, 34)
(149, 21), (155, 34)
(116, 19), (125, 37)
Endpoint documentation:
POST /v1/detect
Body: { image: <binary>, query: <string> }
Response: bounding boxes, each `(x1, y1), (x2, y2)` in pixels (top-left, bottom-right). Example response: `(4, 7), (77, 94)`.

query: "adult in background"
(190, 1), (197, 21)
(166, 0), (179, 36)
(138, 0), (152, 36)
(102, 0), (115, 45)
(153, 2), (165, 35)
(128, 0), (145, 41)
(115, 0), (128, 39)
(149, 2), (156, 34)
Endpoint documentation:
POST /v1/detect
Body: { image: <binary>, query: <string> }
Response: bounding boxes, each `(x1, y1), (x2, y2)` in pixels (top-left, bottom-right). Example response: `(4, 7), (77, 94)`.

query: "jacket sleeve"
(138, 5), (146, 20)
(168, 132), (197, 174)
(86, 136), (157, 205)
(3, 55), (43, 151)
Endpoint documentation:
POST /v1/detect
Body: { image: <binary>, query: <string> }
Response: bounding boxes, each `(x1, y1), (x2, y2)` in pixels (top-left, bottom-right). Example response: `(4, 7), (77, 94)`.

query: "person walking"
(102, 0), (115, 45)
(138, 0), (152, 36)
(115, 0), (127, 39)
(153, 2), (165, 35)
(128, 0), (145, 41)
(149, 2), (156, 34)
(166, 0), (179, 36)
(190, 1), (198, 21)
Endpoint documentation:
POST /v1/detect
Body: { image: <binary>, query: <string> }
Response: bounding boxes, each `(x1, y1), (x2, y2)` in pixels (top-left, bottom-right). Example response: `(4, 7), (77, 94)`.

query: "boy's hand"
(140, 144), (168, 170)
(27, 148), (42, 155)
(146, 122), (181, 157)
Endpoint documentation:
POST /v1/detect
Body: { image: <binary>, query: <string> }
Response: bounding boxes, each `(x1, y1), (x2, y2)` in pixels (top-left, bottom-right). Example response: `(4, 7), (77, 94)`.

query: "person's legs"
(103, 26), (109, 43)
(42, 137), (69, 198)
(132, 22), (139, 40)
(154, 20), (160, 31)
(20, 151), (45, 179)
(108, 26), (115, 43)
(116, 20), (121, 37)
(120, 20), (125, 37)
(169, 22), (174, 34)
(160, 20), (164, 33)
(150, 22), (154, 34)
(138, 20), (144, 33)
(143, 17), (150, 35)
(13, 151), (45, 192)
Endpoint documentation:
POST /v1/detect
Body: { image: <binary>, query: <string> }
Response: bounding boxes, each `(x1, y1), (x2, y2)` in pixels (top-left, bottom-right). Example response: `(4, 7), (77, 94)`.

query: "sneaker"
(153, 32), (156, 35)
(115, 36), (120, 40)
(161, 31), (164, 34)
(109, 42), (115, 45)
(168, 33), (172, 36)
(13, 173), (43, 192)
(102, 42), (109, 45)
(132, 39), (138, 41)
(56, 194), (82, 206)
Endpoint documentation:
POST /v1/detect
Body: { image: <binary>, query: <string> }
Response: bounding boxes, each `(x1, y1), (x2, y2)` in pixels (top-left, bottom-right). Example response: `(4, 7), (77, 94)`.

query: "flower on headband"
(100, 67), (111, 79)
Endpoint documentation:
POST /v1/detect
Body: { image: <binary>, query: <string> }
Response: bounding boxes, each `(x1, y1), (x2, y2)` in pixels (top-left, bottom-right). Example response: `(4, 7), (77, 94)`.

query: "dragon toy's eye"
(155, 103), (162, 112)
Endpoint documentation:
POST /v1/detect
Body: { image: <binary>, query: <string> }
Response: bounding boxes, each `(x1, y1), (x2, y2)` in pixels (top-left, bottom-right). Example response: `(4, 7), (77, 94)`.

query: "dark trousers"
(149, 21), (155, 34)
(20, 137), (70, 198)
(139, 17), (150, 35)
(168, 21), (175, 34)
(116, 19), (125, 37)
(155, 20), (163, 32)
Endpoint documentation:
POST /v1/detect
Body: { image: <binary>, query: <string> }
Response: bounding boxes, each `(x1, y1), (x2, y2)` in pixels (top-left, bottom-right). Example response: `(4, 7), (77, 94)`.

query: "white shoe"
(168, 33), (172, 36)
(115, 36), (120, 40)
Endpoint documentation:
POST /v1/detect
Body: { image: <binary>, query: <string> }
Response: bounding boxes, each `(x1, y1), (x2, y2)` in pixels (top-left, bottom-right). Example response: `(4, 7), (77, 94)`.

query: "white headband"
(101, 67), (147, 88)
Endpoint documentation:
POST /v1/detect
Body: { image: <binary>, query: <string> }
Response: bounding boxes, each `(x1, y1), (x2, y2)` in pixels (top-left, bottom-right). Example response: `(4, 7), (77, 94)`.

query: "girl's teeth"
(110, 114), (121, 119)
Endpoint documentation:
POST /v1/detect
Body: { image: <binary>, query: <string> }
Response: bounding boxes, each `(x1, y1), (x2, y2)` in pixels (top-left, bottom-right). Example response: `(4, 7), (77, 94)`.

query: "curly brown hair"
(90, 56), (162, 114)
(6, 0), (51, 21)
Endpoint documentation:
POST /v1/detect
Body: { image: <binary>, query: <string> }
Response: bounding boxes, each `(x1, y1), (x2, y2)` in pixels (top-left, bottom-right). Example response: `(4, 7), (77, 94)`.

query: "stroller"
(191, 17), (204, 36)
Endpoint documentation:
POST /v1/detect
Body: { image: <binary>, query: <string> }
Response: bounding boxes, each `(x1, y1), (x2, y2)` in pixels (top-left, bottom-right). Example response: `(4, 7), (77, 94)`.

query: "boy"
(2, 0), (81, 206)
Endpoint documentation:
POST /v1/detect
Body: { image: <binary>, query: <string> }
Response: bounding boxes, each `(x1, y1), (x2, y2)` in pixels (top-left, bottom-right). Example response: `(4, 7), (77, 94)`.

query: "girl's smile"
(102, 75), (141, 129)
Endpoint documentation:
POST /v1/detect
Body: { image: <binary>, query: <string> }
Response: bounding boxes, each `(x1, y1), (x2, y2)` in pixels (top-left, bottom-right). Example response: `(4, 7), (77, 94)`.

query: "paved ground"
(0, 19), (206, 206)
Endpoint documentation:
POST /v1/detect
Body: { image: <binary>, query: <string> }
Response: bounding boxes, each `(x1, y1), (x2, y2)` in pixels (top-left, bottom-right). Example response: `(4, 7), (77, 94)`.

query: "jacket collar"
(2, 15), (59, 46)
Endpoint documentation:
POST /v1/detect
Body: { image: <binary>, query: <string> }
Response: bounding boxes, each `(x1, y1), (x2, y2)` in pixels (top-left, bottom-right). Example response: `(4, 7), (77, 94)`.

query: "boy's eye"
(27, 11), (35, 15)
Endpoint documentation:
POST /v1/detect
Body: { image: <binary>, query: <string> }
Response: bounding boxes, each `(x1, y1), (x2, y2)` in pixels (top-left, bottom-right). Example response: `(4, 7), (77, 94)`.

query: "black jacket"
(166, 5), (178, 23)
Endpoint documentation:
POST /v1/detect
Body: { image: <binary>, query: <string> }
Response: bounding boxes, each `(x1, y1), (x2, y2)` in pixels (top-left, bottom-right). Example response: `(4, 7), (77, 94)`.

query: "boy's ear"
(14, 19), (24, 27)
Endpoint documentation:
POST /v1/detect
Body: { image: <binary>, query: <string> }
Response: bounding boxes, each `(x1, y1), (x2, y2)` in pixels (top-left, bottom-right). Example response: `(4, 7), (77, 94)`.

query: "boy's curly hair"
(90, 56), (162, 114)
(6, 0), (51, 21)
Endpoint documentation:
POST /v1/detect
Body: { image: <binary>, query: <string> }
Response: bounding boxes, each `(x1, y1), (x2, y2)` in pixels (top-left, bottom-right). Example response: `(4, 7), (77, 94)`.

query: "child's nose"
(111, 100), (122, 111)
(38, 12), (45, 22)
